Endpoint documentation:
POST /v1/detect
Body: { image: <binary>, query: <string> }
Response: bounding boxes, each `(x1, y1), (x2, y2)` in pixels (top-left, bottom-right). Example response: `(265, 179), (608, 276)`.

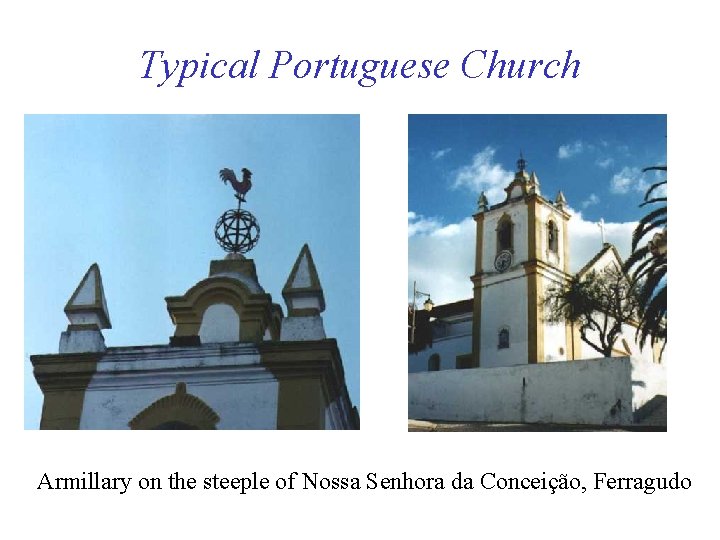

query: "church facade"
(409, 157), (659, 373)
(32, 247), (359, 430)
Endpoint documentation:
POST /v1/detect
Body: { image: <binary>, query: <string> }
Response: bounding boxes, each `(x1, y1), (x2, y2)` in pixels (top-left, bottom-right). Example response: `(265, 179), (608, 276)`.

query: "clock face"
(494, 250), (512, 272)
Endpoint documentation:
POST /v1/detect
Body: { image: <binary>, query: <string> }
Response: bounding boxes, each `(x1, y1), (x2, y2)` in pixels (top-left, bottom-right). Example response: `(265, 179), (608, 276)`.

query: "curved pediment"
(128, 383), (220, 430)
(166, 273), (275, 345)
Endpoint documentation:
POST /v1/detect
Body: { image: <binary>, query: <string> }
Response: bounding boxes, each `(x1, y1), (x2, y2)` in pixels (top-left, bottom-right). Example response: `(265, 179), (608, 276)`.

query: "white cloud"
(610, 166), (650, 194)
(408, 207), (637, 306)
(581, 193), (600, 208)
(408, 214), (476, 305)
(595, 157), (614, 169)
(408, 211), (443, 237)
(431, 148), (451, 160)
(452, 146), (513, 204)
(558, 141), (585, 159)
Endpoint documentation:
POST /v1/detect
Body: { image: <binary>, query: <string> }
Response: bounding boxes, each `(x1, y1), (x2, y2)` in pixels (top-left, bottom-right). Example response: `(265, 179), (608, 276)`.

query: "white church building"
(409, 157), (665, 427)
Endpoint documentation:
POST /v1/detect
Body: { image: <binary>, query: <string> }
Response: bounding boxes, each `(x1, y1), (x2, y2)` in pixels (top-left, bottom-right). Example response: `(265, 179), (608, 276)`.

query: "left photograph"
(25, 115), (360, 430)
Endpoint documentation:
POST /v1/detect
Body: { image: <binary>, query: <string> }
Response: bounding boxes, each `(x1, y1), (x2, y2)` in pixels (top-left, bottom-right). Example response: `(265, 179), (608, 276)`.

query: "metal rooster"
(219, 167), (253, 202)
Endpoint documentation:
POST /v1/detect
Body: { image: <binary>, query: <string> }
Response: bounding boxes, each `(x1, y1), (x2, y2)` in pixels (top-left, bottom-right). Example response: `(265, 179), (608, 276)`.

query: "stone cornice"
(31, 352), (102, 392)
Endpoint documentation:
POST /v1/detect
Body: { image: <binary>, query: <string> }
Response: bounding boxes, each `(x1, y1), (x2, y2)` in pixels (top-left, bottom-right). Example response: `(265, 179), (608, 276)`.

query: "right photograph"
(408, 114), (667, 432)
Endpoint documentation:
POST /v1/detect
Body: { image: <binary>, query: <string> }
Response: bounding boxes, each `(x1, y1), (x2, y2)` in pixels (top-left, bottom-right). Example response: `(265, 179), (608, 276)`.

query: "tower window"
(497, 215), (514, 253)
(498, 328), (510, 349)
(428, 354), (440, 371)
(548, 220), (558, 254)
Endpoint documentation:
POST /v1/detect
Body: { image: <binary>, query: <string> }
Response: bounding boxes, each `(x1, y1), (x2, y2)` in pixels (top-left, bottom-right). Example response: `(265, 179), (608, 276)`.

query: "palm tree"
(623, 166), (666, 354)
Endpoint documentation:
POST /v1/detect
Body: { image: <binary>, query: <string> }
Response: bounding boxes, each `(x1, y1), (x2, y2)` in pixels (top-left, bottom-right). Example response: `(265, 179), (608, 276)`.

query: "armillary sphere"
(214, 209), (260, 254)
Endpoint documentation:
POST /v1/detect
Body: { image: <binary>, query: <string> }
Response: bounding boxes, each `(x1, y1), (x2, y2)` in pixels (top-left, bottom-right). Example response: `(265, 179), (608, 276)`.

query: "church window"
(548, 220), (558, 253)
(498, 327), (510, 349)
(428, 354), (440, 371)
(497, 215), (514, 253)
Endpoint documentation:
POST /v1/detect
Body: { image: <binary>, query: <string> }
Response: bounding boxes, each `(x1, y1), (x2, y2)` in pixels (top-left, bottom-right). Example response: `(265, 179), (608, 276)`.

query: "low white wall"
(408, 356), (666, 426)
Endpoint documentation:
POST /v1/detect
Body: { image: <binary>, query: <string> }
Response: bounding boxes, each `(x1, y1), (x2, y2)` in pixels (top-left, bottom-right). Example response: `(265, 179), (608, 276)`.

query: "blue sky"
(408, 114), (666, 304)
(24, 115), (360, 429)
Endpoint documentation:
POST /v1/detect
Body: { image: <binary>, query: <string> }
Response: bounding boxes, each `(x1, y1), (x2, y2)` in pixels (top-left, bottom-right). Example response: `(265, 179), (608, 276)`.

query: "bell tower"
(470, 155), (573, 368)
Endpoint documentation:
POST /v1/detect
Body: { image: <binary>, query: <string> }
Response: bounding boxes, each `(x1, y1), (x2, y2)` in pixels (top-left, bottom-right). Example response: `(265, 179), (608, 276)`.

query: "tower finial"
(477, 191), (489, 212)
(215, 167), (260, 255)
(517, 151), (526, 173)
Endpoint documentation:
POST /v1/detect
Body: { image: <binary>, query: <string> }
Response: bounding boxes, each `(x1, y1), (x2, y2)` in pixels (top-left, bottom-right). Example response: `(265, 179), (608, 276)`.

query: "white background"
(4, 1), (717, 538)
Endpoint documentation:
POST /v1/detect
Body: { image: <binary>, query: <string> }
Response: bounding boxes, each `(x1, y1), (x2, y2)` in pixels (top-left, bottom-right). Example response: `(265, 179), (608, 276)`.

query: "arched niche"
(496, 214), (514, 254)
(166, 276), (275, 344)
(547, 219), (559, 254)
(129, 383), (220, 430)
(199, 303), (240, 343)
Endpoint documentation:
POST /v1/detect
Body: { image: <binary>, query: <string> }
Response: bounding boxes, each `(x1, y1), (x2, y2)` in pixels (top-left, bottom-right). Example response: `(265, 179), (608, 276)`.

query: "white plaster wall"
(630, 358), (666, 411)
(280, 315), (326, 340)
(59, 328), (106, 353)
(409, 356), (666, 426)
(443, 318), (472, 337)
(409, 332), (471, 373)
(80, 345), (280, 429)
(579, 322), (656, 363)
(480, 274), (527, 367)
(543, 321), (567, 362)
(541, 274), (568, 362)
(199, 303), (240, 343)
(583, 250), (617, 275)
(80, 378), (279, 429)
(537, 203), (550, 255)
(291, 296), (321, 310)
(67, 312), (105, 326)
(194, 381), (278, 429)
(621, 324), (655, 362)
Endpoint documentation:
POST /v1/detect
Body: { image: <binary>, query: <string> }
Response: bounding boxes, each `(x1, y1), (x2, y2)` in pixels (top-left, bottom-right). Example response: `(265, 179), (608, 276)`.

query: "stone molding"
(128, 382), (220, 430)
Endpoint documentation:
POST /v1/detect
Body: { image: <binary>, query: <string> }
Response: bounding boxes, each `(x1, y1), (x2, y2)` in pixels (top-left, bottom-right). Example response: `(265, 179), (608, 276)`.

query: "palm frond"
(643, 180), (667, 201)
(626, 165), (667, 354)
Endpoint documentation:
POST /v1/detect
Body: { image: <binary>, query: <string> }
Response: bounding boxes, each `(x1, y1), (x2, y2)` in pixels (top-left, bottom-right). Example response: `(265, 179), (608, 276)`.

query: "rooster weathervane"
(214, 167), (260, 254)
(219, 167), (253, 204)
